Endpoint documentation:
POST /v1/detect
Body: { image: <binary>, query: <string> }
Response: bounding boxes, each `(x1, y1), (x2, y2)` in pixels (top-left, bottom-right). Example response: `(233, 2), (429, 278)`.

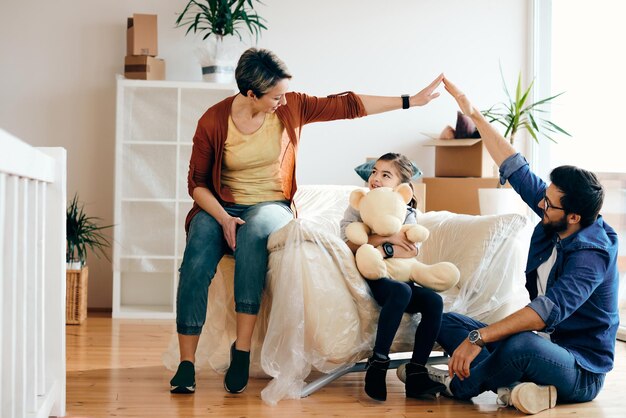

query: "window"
(538, 0), (626, 340)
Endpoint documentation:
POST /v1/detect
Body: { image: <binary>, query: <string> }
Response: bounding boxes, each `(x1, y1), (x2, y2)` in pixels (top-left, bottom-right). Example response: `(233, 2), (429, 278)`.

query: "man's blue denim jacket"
(500, 153), (620, 374)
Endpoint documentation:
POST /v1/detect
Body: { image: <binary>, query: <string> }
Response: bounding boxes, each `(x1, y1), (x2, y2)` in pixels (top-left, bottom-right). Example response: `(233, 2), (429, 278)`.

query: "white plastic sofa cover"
(163, 184), (532, 404)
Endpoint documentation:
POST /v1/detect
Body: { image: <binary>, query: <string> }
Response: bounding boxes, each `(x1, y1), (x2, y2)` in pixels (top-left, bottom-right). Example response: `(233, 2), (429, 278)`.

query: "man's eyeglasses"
(543, 192), (565, 211)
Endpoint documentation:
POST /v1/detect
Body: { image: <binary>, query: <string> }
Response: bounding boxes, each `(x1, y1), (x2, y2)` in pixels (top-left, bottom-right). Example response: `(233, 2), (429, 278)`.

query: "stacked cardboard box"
(421, 138), (503, 215)
(124, 14), (165, 80)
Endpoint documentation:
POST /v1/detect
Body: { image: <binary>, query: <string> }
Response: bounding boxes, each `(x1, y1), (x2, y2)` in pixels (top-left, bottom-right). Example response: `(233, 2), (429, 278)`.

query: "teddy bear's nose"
(371, 216), (402, 236)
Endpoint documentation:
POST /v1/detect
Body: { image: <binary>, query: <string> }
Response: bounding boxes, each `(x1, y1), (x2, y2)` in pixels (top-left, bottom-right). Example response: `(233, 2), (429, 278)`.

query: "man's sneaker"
(496, 386), (512, 406)
(425, 365), (454, 397)
(397, 363), (407, 383)
(510, 382), (557, 414)
(170, 360), (195, 394)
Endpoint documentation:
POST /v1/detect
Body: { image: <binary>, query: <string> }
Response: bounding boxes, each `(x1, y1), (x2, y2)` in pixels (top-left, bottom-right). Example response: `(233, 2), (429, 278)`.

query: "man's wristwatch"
(382, 242), (394, 259)
(401, 94), (410, 109)
(468, 329), (485, 347)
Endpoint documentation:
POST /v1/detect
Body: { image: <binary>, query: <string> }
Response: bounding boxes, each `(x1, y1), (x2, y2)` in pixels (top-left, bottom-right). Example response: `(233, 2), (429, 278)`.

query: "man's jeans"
(176, 201), (293, 335)
(437, 312), (605, 403)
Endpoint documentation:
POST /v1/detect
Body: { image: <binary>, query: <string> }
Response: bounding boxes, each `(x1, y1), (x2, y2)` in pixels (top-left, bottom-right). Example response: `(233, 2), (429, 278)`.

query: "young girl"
(340, 153), (446, 401)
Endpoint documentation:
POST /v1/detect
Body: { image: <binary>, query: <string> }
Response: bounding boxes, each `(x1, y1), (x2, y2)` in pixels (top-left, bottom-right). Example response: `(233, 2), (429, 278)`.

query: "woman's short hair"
(550, 165), (604, 227)
(235, 48), (292, 98)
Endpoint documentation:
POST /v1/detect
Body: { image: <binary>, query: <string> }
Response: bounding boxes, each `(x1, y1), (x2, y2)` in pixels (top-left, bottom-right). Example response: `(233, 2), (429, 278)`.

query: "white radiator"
(0, 129), (66, 418)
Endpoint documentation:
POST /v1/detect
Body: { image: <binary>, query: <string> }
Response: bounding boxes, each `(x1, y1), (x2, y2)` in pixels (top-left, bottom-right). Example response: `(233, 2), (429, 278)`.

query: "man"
(429, 78), (619, 415)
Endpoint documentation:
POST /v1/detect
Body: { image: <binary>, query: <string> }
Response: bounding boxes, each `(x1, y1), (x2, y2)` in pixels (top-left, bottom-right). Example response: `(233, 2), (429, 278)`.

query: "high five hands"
(410, 73), (444, 107)
(442, 76), (476, 117)
(416, 74), (477, 118)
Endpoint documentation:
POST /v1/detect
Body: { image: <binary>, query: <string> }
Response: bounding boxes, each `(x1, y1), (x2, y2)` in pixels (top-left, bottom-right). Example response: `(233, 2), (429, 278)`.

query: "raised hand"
(411, 73), (444, 107)
(443, 77), (516, 166)
(443, 77), (475, 116)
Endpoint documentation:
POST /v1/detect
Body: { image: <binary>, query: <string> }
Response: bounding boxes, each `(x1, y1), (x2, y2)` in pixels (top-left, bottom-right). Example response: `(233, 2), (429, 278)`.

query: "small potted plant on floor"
(66, 194), (112, 324)
(175, 0), (267, 83)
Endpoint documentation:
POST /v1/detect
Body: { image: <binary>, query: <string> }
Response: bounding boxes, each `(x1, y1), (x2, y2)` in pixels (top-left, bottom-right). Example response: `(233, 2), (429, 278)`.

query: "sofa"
(163, 184), (532, 404)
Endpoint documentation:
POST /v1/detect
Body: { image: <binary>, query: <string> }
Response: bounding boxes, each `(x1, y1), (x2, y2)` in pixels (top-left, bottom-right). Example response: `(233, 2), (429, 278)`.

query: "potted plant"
(478, 68), (571, 215)
(66, 194), (112, 268)
(175, 0), (268, 83)
(66, 194), (112, 324)
(482, 68), (571, 146)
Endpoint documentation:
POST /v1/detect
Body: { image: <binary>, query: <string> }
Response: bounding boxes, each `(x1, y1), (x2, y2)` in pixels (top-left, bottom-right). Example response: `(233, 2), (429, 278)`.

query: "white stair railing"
(1, 128), (66, 418)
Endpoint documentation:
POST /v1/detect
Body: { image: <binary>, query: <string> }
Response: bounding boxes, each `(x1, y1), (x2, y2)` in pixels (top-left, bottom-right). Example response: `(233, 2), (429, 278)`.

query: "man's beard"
(541, 213), (568, 236)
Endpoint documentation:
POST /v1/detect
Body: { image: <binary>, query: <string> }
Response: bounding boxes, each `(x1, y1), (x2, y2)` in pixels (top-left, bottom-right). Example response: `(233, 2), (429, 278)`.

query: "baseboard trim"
(88, 307), (112, 317)
(88, 307), (112, 312)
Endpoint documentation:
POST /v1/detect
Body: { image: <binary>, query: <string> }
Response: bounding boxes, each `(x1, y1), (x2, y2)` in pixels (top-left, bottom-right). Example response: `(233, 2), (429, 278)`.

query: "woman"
(170, 48), (443, 395)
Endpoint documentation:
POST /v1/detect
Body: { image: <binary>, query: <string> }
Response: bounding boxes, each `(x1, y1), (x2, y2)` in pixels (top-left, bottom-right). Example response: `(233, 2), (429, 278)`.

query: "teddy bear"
(345, 184), (460, 292)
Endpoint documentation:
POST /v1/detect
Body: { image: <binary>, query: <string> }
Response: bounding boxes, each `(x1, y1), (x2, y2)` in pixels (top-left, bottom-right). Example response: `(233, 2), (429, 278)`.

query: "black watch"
(468, 329), (485, 347)
(382, 242), (394, 259)
(401, 94), (410, 109)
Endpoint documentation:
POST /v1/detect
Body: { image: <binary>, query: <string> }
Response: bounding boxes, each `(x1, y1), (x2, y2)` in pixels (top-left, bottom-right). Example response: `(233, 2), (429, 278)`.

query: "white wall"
(0, 0), (530, 308)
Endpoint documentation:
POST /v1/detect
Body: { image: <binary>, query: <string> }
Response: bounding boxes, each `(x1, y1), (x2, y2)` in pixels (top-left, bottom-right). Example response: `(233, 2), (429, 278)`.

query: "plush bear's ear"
(350, 189), (367, 210)
(394, 183), (413, 205)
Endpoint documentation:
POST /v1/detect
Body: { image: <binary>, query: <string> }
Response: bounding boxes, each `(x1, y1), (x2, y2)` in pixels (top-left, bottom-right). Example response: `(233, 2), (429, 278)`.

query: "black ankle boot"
(364, 355), (390, 401)
(405, 363), (446, 398)
(224, 342), (250, 393)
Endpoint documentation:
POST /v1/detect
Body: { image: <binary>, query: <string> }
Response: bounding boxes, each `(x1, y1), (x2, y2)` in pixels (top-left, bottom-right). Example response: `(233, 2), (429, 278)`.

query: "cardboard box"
(124, 56), (165, 80)
(423, 139), (496, 177)
(127, 14), (158, 56)
(422, 177), (505, 215)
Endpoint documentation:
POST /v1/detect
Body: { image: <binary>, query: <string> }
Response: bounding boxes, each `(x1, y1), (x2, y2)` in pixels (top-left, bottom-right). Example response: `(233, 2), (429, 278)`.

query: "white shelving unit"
(113, 75), (237, 318)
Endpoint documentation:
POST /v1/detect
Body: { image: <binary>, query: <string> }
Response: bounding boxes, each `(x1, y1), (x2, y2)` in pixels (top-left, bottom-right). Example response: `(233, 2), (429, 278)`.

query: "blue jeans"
(437, 312), (605, 403)
(176, 201), (293, 335)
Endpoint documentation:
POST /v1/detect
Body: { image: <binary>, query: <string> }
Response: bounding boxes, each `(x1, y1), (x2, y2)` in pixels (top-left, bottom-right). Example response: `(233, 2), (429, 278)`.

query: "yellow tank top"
(221, 113), (286, 205)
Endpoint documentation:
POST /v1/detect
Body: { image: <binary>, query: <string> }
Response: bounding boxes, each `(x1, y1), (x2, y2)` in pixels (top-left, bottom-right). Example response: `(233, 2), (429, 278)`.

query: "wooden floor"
(66, 313), (626, 418)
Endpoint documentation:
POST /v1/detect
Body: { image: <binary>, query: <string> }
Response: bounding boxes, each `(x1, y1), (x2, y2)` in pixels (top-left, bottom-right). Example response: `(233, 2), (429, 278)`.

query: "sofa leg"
(300, 352), (448, 398)
(300, 363), (357, 398)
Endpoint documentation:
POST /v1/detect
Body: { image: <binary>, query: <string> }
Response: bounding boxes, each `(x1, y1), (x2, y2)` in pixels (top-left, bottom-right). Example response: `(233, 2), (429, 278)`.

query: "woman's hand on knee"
(221, 215), (245, 250)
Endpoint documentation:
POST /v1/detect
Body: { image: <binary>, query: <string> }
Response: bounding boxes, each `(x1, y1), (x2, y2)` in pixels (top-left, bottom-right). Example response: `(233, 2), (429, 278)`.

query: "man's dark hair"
(235, 48), (292, 97)
(550, 165), (604, 228)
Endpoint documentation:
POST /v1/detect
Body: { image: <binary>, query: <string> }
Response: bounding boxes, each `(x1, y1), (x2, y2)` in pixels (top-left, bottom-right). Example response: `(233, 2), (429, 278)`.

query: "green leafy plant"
(175, 0), (267, 41)
(482, 67), (571, 145)
(66, 194), (112, 265)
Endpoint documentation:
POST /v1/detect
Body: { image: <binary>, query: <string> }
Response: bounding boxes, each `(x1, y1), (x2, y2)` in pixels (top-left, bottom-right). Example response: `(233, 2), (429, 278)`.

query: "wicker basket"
(66, 266), (88, 325)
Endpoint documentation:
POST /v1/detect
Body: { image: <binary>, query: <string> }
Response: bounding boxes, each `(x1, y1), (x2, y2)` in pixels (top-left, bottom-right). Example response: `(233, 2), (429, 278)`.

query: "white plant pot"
(66, 260), (83, 270)
(478, 188), (527, 216)
(196, 37), (243, 84)
(201, 65), (235, 84)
